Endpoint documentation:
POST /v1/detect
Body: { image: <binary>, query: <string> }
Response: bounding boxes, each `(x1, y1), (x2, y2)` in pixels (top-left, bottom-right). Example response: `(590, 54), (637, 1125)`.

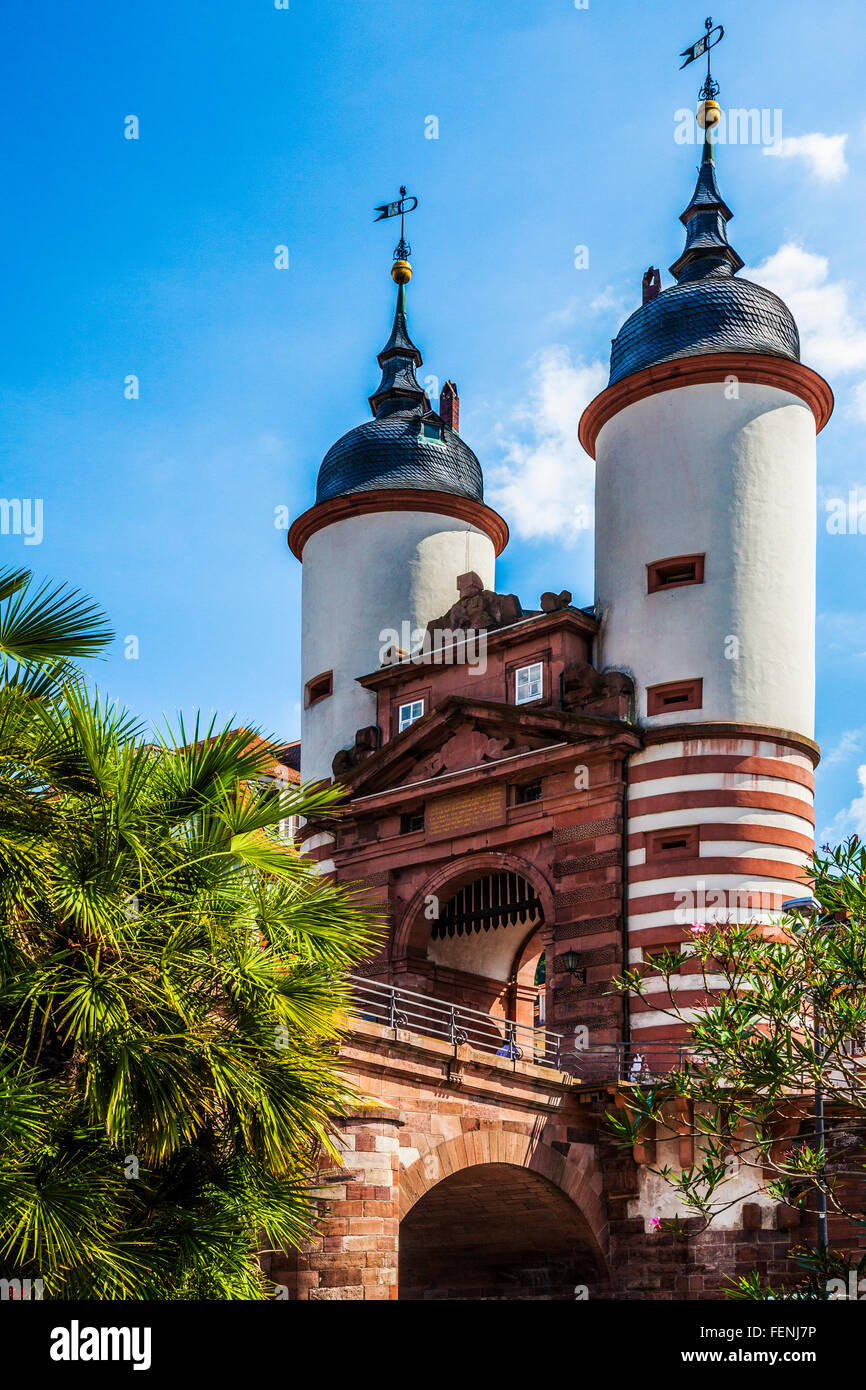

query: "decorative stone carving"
(540, 589), (572, 613)
(642, 266), (661, 303)
(425, 571), (522, 639)
(481, 735), (530, 762)
(402, 734), (461, 784)
(562, 662), (634, 720)
(414, 752), (445, 781)
(332, 725), (380, 781)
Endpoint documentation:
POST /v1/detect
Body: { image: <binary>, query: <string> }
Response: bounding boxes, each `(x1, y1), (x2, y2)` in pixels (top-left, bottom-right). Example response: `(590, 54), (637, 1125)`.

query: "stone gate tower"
(289, 259), (507, 785)
(281, 111), (836, 1301)
(579, 128), (833, 1055)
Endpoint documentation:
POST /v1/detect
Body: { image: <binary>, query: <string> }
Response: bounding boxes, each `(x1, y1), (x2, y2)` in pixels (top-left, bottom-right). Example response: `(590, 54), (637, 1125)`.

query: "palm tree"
(0, 566), (378, 1298)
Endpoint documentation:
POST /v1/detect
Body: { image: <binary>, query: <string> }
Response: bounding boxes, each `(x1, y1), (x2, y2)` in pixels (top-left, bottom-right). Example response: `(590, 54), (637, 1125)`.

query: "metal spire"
(680, 16), (725, 102)
(670, 17), (741, 282)
(374, 185), (418, 264)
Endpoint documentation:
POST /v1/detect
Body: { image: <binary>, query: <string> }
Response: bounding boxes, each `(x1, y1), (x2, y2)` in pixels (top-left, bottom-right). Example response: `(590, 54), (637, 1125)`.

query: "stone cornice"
(357, 608), (599, 690)
(288, 488), (510, 559)
(578, 352), (834, 459)
(641, 720), (821, 767)
(343, 707), (641, 805)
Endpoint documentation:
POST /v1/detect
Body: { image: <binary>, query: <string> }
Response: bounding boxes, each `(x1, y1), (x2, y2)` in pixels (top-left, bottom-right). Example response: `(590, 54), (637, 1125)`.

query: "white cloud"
(487, 347), (606, 543)
(744, 243), (866, 377)
(588, 286), (633, 319)
(818, 610), (866, 662)
(820, 764), (866, 845)
(257, 432), (289, 458)
(847, 380), (866, 424)
(821, 727), (866, 768)
(763, 132), (848, 183)
(544, 286), (633, 330)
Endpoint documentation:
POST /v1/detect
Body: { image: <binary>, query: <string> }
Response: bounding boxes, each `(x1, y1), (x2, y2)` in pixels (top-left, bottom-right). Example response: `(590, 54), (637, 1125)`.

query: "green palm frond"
(153, 716), (279, 807)
(0, 567), (114, 665)
(0, 577), (378, 1297)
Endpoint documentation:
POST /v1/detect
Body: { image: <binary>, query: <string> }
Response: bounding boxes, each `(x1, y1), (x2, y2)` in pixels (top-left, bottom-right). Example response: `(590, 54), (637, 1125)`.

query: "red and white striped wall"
(625, 733), (817, 1046)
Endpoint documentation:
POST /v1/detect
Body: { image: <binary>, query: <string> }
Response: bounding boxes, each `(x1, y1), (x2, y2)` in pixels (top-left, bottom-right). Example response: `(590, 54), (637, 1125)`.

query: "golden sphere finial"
(697, 98), (721, 130)
(391, 258), (412, 285)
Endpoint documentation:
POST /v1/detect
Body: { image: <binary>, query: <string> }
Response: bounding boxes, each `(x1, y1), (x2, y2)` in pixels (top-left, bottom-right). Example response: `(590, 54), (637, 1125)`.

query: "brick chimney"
(439, 380), (459, 432)
(642, 267), (661, 304)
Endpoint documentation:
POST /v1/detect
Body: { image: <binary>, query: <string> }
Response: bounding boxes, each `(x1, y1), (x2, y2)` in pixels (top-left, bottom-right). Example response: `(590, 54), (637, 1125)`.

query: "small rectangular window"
(646, 678), (702, 716)
(515, 662), (543, 705)
(515, 780), (542, 805)
(398, 699), (425, 732)
(646, 825), (699, 860)
(305, 671), (332, 707)
(421, 421), (444, 443)
(400, 811), (425, 835)
(647, 554), (705, 594)
(643, 944), (683, 971)
(277, 814), (301, 843)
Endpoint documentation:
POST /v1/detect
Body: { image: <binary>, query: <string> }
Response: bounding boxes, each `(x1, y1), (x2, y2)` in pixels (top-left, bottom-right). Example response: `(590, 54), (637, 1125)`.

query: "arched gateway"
(283, 102), (832, 1294)
(263, 852), (616, 1302)
(399, 1134), (608, 1300)
(400, 1165), (600, 1301)
(267, 1031), (612, 1301)
(395, 859), (550, 1038)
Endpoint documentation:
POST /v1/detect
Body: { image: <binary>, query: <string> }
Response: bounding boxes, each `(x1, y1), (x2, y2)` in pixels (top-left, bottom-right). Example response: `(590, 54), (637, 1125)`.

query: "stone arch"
(395, 850), (556, 961)
(399, 1128), (609, 1265)
(512, 927), (546, 1029)
(513, 927), (544, 984)
(398, 1129), (609, 1300)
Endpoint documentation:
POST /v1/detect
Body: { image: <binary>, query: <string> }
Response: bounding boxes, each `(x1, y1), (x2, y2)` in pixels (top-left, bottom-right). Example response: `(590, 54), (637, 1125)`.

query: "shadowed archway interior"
(425, 871), (544, 993)
(398, 1163), (604, 1300)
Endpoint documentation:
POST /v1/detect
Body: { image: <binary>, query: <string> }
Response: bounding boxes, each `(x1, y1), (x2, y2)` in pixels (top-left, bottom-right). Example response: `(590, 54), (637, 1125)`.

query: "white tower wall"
(594, 380), (817, 737)
(300, 510), (496, 783)
(591, 376), (820, 1064)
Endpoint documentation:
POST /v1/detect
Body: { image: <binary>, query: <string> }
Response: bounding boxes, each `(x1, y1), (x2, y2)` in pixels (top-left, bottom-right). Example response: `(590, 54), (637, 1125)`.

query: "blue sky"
(2, 0), (865, 839)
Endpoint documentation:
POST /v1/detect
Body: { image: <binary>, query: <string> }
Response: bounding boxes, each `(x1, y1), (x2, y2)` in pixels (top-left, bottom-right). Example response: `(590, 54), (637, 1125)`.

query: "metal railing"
(348, 974), (695, 1082)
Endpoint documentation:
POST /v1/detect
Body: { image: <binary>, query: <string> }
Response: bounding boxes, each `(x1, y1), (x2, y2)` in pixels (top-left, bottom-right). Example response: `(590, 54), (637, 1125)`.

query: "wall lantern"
(560, 950), (587, 983)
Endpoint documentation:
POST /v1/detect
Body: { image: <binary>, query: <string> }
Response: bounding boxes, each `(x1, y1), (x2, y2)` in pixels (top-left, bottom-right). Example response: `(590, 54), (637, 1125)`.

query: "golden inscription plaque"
(427, 782), (507, 842)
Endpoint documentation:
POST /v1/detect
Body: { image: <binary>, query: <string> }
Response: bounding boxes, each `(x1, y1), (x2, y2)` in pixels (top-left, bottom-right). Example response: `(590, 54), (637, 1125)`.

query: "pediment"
(336, 695), (631, 797)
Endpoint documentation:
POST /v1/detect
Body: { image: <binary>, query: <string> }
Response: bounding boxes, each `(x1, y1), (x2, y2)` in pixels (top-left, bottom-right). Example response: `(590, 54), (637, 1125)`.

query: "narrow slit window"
(647, 554), (705, 594)
(646, 825), (699, 859)
(646, 678), (702, 715)
(305, 671), (332, 707)
(643, 944), (683, 972)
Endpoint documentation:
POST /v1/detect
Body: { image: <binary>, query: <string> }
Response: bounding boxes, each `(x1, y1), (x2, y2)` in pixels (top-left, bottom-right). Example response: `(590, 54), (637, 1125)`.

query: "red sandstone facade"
(273, 577), (837, 1300)
(281, 115), (839, 1297)
(317, 597), (637, 1047)
(269, 1015), (821, 1301)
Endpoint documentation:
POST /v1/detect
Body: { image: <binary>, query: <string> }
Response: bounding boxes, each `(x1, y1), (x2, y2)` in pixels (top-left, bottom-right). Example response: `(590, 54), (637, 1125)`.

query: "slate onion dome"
(313, 263), (484, 506)
(607, 128), (800, 387)
(581, 75), (833, 747)
(290, 240), (506, 786)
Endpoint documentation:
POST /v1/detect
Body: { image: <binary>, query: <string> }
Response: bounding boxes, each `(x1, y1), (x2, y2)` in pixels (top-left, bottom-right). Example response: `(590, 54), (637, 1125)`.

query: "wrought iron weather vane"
(373, 185), (418, 262)
(680, 15), (724, 100)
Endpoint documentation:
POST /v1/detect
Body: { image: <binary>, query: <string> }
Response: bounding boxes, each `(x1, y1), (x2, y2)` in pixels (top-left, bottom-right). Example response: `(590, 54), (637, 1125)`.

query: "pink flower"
(649, 1217), (661, 1231)
(689, 922), (707, 934)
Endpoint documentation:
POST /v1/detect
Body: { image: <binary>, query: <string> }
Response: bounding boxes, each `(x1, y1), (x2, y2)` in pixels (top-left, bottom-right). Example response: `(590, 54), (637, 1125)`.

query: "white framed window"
(258, 776), (300, 844)
(515, 662), (543, 705)
(398, 699), (424, 732)
(277, 814), (301, 843)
